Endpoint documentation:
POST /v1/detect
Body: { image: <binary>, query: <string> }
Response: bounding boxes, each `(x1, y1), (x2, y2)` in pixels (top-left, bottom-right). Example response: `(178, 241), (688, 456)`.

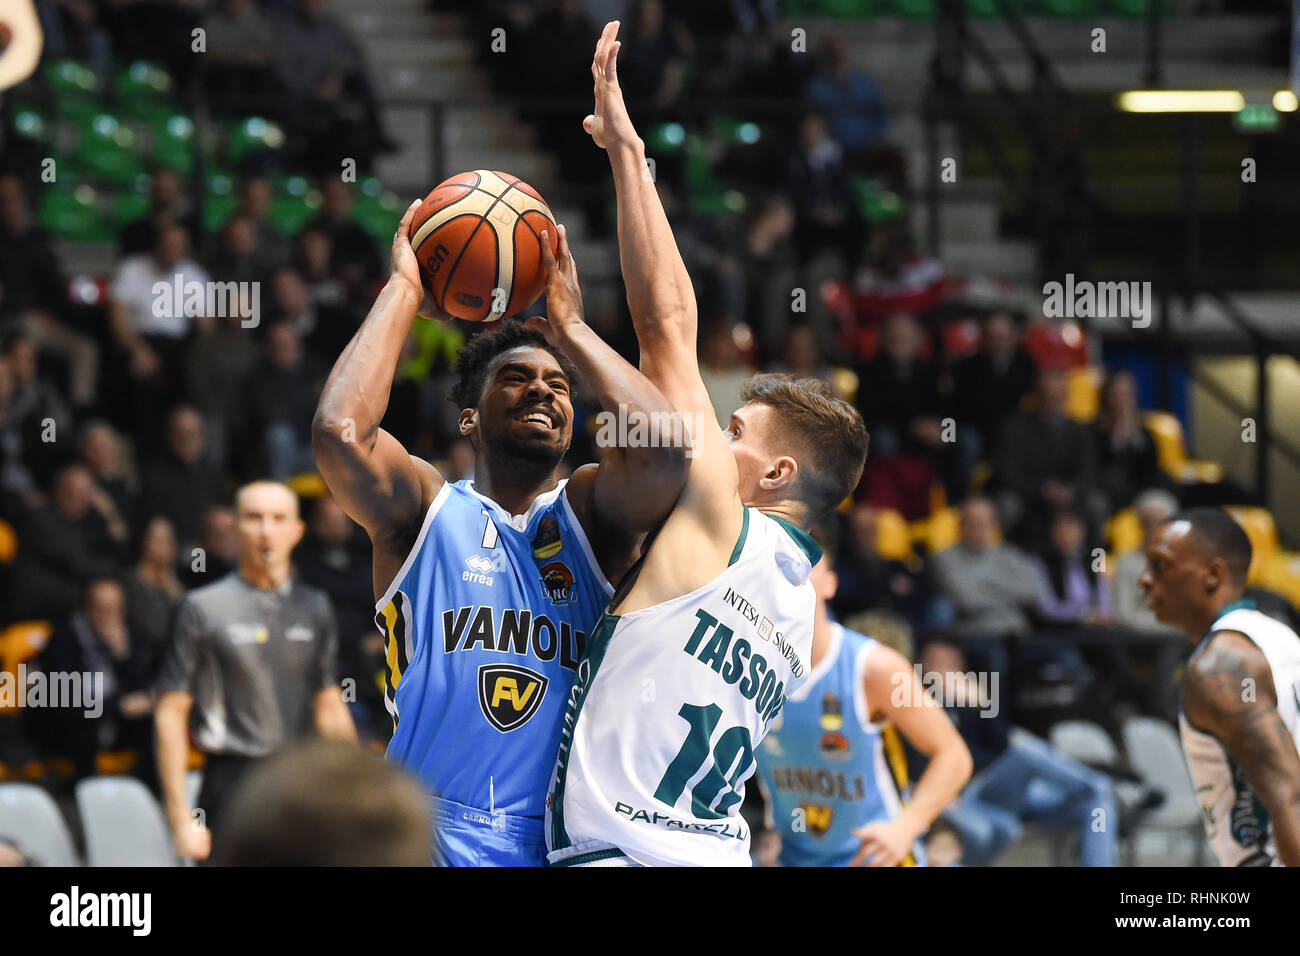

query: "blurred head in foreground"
(214, 739), (432, 866)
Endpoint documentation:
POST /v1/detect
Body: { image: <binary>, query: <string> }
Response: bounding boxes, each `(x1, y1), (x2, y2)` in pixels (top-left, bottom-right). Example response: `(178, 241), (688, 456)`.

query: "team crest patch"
(799, 803), (834, 837)
(819, 730), (851, 760)
(539, 561), (576, 606)
(478, 664), (548, 733)
(819, 692), (844, 731)
(533, 516), (563, 559)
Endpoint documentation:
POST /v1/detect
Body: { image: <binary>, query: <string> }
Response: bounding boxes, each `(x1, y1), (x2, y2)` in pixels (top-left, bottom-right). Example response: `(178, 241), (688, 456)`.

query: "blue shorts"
(430, 795), (547, 867)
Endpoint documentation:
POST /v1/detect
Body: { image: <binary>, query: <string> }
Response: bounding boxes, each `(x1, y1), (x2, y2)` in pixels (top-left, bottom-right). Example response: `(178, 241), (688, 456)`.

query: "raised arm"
(312, 201), (442, 549)
(527, 224), (687, 552)
(1185, 631), (1300, 866)
(587, 21), (741, 548)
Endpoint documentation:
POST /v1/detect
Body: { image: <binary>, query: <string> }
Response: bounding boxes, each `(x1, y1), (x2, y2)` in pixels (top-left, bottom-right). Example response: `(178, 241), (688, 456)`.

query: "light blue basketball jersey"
(755, 623), (925, 867)
(374, 478), (612, 841)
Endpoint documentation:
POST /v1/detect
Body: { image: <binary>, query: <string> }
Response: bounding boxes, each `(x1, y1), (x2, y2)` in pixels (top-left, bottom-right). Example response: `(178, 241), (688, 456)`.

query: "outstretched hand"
(526, 225), (584, 345)
(583, 21), (640, 152)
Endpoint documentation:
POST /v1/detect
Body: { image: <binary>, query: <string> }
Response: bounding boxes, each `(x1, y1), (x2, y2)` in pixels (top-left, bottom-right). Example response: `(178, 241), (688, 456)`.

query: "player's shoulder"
(1185, 629), (1273, 722)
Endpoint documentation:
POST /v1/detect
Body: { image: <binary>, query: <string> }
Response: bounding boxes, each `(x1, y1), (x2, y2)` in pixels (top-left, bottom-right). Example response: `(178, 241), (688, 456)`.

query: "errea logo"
(464, 553), (506, 586)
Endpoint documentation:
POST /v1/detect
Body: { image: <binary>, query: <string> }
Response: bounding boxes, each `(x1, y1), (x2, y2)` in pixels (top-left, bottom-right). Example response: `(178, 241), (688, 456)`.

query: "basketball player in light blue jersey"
(755, 537), (971, 866)
(313, 202), (688, 866)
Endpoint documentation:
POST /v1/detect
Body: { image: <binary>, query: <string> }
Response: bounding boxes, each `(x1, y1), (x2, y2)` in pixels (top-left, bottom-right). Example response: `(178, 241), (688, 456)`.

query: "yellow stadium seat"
(875, 508), (914, 562)
(912, 506), (958, 555)
(95, 750), (140, 776)
(1257, 552), (1300, 610)
(0, 620), (52, 675)
(1067, 366), (1103, 423)
(1224, 505), (1280, 583)
(0, 519), (16, 563)
(186, 747), (207, 770)
(831, 366), (859, 405)
(1142, 411), (1224, 484)
(1106, 508), (1143, 556)
(286, 471), (329, 499)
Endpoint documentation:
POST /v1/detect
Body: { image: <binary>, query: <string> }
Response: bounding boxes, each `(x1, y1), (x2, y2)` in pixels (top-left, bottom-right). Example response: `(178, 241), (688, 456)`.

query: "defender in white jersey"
(545, 23), (869, 867)
(1140, 507), (1300, 866)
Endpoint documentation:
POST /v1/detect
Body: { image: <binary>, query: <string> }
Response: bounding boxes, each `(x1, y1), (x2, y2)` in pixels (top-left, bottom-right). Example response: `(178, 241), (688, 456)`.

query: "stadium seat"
(1223, 505), (1279, 583)
(11, 105), (48, 144)
(0, 620), (52, 678)
(1255, 552), (1300, 610)
(1034, 0), (1102, 17)
(1066, 365), (1102, 422)
(1049, 720), (1118, 765)
(270, 195), (320, 235)
(76, 776), (178, 866)
(95, 750), (140, 775)
(0, 518), (15, 563)
(1119, 717), (1207, 865)
(43, 58), (99, 98)
(38, 186), (111, 242)
(1104, 507), (1142, 556)
(874, 507), (915, 561)
(647, 122), (686, 155)
(1142, 411), (1224, 484)
(112, 189), (151, 228)
(149, 113), (196, 174)
(114, 61), (174, 107)
(75, 114), (145, 185)
(911, 505), (963, 555)
(0, 783), (80, 866)
(226, 116), (286, 165)
(286, 472), (329, 499)
(353, 192), (403, 247)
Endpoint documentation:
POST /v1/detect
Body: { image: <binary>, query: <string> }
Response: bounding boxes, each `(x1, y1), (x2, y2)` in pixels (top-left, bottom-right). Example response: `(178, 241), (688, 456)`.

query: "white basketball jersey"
(546, 507), (819, 867)
(1179, 604), (1300, 867)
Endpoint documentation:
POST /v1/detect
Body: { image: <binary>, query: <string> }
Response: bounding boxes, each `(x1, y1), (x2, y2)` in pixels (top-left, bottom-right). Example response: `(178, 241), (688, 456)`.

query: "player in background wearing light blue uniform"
(313, 203), (687, 866)
(755, 536), (971, 866)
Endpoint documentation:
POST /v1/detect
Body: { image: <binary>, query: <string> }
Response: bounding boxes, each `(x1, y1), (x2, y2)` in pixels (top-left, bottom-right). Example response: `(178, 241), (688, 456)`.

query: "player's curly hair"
(446, 319), (580, 410)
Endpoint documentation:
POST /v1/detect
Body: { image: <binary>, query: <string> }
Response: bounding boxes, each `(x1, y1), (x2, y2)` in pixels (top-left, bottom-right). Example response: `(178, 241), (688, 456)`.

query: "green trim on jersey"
(769, 515), (823, 566)
(549, 609), (620, 855)
(550, 847), (628, 867)
(727, 505), (750, 567)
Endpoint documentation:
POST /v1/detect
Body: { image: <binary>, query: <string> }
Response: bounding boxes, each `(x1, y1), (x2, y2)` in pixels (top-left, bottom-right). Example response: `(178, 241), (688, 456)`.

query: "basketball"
(407, 169), (560, 322)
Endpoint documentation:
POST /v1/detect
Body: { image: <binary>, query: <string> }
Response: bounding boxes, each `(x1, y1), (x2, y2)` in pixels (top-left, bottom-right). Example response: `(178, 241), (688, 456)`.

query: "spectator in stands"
(831, 502), (934, 632)
(805, 37), (900, 188)
(929, 497), (1040, 679)
(272, 266), (353, 362)
(274, 0), (394, 172)
(35, 0), (112, 81)
(294, 225), (349, 316)
(78, 420), (139, 535)
(205, 214), (269, 288)
(294, 495), (384, 732)
(200, 0), (281, 118)
(1112, 488), (1181, 635)
(0, 355), (38, 511)
(155, 481), (356, 862)
(850, 221), (947, 326)
(11, 464), (129, 620)
(948, 310), (1036, 462)
(1092, 369), (1170, 516)
(239, 322), (326, 480)
(214, 738), (430, 865)
(2, 330), (74, 489)
(109, 222), (211, 453)
(620, 0), (692, 119)
(993, 365), (1101, 548)
(0, 174), (68, 324)
(1034, 508), (1112, 627)
(235, 176), (291, 271)
(36, 577), (154, 782)
(181, 506), (238, 589)
(307, 180), (382, 305)
(717, 195), (798, 360)
(699, 322), (755, 430)
(117, 167), (200, 257)
(122, 516), (185, 685)
(185, 311), (261, 476)
(769, 324), (833, 388)
(141, 406), (225, 549)
(922, 640), (1118, 866)
(787, 112), (864, 272)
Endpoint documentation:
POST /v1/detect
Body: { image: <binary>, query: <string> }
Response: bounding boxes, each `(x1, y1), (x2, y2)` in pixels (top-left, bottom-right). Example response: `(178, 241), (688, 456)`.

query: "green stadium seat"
(851, 176), (904, 222)
(1034, 0), (1102, 16)
(43, 59), (99, 98)
(711, 116), (762, 146)
(354, 193), (402, 247)
(11, 106), (48, 143)
(114, 61), (174, 106)
(967, 0), (1003, 18)
(203, 195), (239, 232)
(270, 195), (320, 234)
(38, 186), (111, 242)
(111, 191), (151, 228)
(226, 116), (286, 165)
(818, 0), (875, 17)
(889, 0), (935, 17)
(75, 113), (145, 185)
(648, 122), (687, 155)
(149, 113), (195, 174)
(1107, 0), (1171, 16)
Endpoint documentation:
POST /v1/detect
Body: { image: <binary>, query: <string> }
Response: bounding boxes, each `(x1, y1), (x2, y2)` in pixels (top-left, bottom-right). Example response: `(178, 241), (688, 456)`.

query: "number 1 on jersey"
(480, 509), (499, 549)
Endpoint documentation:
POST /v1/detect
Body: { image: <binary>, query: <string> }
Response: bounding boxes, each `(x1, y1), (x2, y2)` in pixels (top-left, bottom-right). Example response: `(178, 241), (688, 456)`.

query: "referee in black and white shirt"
(155, 481), (357, 862)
